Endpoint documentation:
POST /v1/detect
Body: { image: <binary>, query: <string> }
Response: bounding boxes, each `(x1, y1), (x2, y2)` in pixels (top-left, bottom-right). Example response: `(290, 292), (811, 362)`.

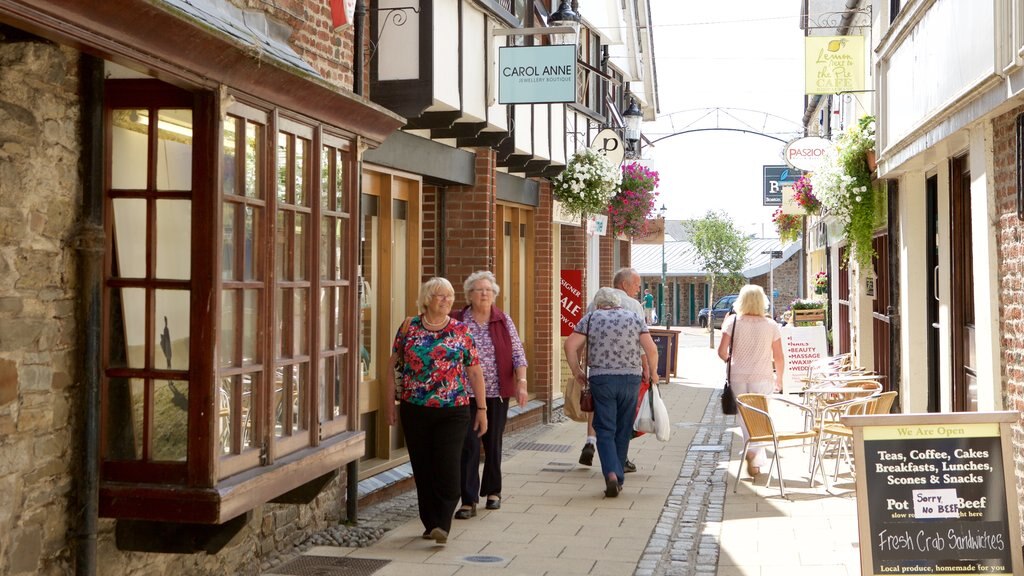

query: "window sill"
(99, 430), (365, 524)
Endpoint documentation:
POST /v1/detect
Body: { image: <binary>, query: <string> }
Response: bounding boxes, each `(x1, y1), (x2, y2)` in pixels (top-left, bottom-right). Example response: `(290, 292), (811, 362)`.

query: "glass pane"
(274, 367), (287, 436)
(243, 289), (259, 364)
(360, 198), (378, 382)
(244, 205), (259, 281)
(336, 218), (347, 280)
(320, 147), (330, 210)
(111, 109), (147, 190)
(276, 287), (287, 358)
(295, 213), (308, 281)
(111, 198), (146, 278)
(294, 288), (308, 356)
(153, 379), (189, 461)
(223, 117), (238, 195)
(276, 133), (289, 204)
(218, 376), (235, 454)
(221, 291), (236, 367)
(155, 109), (193, 191)
(334, 150), (345, 212)
(293, 363), (308, 433)
(275, 210), (288, 280)
(336, 286), (347, 350)
(392, 200), (407, 318)
(295, 137), (308, 206)
(154, 290), (190, 370)
(318, 358), (327, 421)
(245, 123), (261, 199)
(332, 354), (344, 418)
(320, 216), (331, 280)
(319, 287), (330, 350)
(242, 373), (256, 449)
(104, 378), (144, 460)
(156, 199), (192, 279)
(108, 287), (145, 369)
(222, 203), (236, 280)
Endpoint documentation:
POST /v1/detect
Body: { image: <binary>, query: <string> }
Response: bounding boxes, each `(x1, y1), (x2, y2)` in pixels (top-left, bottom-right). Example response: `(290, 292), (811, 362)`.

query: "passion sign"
(784, 136), (834, 172)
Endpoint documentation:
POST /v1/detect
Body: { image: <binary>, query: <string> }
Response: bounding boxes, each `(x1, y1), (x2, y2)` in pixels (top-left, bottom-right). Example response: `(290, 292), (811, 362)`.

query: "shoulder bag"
(579, 314), (594, 412)
(721, 319), (738, 415)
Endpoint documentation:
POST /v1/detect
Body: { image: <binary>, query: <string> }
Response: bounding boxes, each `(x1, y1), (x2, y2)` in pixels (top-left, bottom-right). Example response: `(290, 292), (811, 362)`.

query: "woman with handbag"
(716, 284), (784, 476)
(386, 277), (487, 545)
(450, 271), (528, 519)
(564, 288), (659, 498)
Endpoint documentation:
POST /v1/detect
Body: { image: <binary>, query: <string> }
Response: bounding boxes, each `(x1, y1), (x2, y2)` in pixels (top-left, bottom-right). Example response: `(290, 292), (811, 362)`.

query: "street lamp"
(623, 98), (643, 158)
(659, 204), (667, 328)
(549, 0), (580, 46)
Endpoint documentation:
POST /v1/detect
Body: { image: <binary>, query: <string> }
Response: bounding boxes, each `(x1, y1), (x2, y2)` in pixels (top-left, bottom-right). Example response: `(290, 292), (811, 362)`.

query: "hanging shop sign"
(805, 35), (865, 95)
(784, 136), (834, 171)
(592, 128), (624, 166)
(763, 165), (803, 206)
(498, 45), (577, 104)
(329, 0), (356, 29)
(632, 217), (665, 245)
(846, 412), (1023, 576)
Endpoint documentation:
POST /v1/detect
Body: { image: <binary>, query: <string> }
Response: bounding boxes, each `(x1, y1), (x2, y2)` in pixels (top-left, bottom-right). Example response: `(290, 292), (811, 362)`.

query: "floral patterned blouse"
(392, 316), (479, 408)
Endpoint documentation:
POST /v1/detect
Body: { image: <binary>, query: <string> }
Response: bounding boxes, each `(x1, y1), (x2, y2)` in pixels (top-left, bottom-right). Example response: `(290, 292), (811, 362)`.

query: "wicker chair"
(733, 393), (823, 498)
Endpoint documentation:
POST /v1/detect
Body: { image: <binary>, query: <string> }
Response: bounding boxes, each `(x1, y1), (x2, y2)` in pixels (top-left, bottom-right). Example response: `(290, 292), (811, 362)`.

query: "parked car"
(697, 294), (738, 328)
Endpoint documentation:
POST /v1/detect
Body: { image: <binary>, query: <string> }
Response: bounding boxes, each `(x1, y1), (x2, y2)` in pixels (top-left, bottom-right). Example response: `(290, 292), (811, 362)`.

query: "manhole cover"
(271, 556), (390, 576)
(512, 441), (572, 453)
(463, 555), (506, 563)
(690, 444), (727, 452)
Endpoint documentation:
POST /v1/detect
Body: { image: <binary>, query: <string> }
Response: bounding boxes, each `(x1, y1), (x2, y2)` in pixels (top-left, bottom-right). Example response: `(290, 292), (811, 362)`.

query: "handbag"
(564, 372), (588, 422)
(721, 320), (738, 415)
(579, 384), (594, 412)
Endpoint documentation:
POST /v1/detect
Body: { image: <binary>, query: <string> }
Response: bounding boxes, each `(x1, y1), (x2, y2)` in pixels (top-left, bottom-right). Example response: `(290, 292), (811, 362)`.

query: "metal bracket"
(804, 7), (872, 30)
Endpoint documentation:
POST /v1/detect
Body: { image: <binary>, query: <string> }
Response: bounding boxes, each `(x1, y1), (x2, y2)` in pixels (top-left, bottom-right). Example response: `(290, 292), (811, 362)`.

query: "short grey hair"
(592, 287), (622, 308)
(462, 270), (501, 302)
(612, 267), (638, 289)
(417, 277), (455, 313)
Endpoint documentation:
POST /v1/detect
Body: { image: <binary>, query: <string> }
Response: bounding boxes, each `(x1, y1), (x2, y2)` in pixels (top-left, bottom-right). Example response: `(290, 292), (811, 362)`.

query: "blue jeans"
(588, 373), (641, 484)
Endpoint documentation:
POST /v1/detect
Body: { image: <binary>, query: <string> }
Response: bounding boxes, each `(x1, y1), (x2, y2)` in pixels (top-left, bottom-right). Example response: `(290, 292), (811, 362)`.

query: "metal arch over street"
(645, 107), (805, 145)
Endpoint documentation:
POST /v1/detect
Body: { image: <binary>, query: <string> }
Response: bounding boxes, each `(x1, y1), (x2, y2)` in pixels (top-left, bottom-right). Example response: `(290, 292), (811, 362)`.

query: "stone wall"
(0, 37), (83, 576)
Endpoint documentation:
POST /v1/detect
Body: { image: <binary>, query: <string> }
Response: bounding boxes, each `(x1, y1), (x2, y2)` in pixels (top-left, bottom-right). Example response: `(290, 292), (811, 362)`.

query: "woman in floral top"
(450, 271), (528, 519)
(386, 277), (487, 545)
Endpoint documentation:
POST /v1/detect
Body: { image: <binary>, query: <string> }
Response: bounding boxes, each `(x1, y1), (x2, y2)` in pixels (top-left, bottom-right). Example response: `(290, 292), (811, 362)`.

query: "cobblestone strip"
(635, 393), (736, 576)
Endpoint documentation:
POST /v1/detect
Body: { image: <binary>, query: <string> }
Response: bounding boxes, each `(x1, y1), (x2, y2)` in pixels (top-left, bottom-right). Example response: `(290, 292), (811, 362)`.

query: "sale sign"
(560, 270), (583, 337)
(780, 324), (828, 393)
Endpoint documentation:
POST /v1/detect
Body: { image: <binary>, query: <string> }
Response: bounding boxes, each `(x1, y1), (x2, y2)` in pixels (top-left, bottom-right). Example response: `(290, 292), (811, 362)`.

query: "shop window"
(495, 203), (535, 398)
(101, 80), (362, 524)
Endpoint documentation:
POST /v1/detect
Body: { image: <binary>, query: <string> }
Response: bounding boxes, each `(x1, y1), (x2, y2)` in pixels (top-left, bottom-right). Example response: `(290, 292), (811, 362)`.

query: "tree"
(690, 211), (749, 348)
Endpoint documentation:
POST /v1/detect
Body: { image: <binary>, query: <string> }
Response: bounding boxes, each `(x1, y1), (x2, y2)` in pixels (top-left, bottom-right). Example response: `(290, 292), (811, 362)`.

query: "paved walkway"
(264, 328), (862, 575)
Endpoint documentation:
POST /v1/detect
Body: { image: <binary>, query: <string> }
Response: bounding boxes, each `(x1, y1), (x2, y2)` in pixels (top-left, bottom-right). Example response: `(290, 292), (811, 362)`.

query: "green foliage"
(691, 210), (749, 279)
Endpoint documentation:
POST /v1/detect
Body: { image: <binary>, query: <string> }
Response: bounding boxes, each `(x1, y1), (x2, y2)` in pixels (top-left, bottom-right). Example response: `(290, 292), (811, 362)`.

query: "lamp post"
(623, 98), (642, 159)
(549, 0), (580, 46)
(659, 204), (667, 328)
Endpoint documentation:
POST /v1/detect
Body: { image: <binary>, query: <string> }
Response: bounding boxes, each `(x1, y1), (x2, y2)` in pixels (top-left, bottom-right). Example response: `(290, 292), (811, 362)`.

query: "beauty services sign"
(498, 45), (576, 105)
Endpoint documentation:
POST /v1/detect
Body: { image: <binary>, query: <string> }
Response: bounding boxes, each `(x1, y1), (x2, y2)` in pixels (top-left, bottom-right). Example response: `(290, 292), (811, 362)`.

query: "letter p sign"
(592, 128), (624, 166)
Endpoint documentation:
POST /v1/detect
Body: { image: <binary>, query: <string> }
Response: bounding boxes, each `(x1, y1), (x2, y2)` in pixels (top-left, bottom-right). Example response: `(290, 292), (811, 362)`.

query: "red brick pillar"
(443, 149), (497, 284)
(533, 181), (554, 409)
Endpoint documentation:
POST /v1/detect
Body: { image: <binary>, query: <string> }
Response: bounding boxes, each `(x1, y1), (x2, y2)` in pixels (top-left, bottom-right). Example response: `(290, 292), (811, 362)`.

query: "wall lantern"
(549, 0), (580, 46)
(623, 98), (643, 158)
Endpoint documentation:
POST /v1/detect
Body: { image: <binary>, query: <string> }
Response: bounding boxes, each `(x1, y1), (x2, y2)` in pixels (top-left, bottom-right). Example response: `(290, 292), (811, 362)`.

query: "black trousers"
(400, 402), (470, 533)
(460, 396), (509, 505)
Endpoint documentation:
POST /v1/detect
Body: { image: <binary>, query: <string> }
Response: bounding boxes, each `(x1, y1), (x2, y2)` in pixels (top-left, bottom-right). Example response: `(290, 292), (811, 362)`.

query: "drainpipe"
(75, 53), (104, 576)
(347, 0), (367, 525)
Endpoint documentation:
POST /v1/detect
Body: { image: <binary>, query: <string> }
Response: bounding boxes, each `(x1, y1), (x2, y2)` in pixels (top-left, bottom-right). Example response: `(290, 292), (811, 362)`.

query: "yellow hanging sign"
(805, 36), (864, 95)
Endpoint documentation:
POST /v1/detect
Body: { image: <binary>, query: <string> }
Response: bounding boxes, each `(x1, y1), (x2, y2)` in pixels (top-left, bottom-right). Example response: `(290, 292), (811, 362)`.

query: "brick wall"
(443, 149), (496, 282)
(422, 185), (439, 280)
(533, 182), (554, 408)
(238, 0), (358, 90)
(599, 233), (614, 288)
(992, 106), (1024, 527)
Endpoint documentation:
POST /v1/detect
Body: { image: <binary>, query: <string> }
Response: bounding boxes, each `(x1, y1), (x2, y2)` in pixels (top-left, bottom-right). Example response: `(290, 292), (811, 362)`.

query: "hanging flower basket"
(552, 148), (621, 220)
(792, 175), (821, 215)
(608, 162), (660, 237)
(810, 114), (878, 269)
(773, 208), (801, 243)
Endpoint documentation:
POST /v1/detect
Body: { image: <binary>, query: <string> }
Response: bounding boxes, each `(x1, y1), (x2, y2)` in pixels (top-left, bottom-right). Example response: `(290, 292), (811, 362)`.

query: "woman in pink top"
(716, 284), (784, 476)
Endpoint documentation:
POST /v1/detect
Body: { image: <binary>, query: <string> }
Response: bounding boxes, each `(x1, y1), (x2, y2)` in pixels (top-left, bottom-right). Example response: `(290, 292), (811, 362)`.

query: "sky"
(642, 2), (807, 238)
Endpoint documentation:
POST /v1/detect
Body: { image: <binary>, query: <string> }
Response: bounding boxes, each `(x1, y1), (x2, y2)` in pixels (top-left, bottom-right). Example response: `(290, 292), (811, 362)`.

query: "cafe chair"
(813, 393), (881, 486)
(733, 393), (824, 498)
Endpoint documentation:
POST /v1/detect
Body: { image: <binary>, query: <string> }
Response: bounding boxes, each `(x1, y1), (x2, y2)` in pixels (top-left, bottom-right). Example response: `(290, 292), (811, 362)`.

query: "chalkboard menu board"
(846, 412), (1022, 576)
(648, 329), (679, 379)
